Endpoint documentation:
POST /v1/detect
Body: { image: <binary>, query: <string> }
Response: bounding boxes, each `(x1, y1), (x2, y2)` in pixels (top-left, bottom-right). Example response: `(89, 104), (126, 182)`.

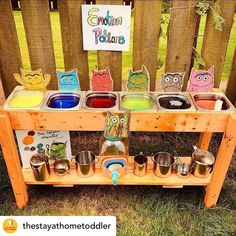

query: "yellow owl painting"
(13, 68), (51, 91)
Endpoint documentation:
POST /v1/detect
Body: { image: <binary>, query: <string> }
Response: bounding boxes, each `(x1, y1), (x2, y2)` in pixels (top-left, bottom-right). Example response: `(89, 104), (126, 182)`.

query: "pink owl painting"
(187, 66), (214, 92)
(90, 68), (113, 91)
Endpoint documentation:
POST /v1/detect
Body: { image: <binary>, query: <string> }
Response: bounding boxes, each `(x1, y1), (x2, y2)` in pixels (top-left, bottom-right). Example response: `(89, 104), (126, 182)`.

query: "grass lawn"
(13, 12), (236, 82)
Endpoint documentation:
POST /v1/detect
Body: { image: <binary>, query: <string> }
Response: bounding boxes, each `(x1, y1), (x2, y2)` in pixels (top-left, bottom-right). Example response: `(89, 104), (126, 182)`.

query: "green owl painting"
(126, 65), (150, 92)
(104, 111), (130, 139)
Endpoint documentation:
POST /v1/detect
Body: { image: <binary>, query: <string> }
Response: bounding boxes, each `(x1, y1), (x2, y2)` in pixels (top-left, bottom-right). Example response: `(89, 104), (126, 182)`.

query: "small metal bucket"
(192, 147), (215, 178)
(53, 159), (70, 176)
(134, 153), (148, 177)
(152, 152), (176, 178)
(175, 162), (192, 178)
(73, 151), (98, 178)
(30, 153), (50, 181)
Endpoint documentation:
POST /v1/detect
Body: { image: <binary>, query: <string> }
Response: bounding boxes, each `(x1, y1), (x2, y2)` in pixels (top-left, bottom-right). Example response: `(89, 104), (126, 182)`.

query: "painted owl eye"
(111, 117), (118, 123)
(196, 75), (201, 81)
(165, 77), (170, 82)
(203, 75), (208, 81)
(120, 117), (125, 123)
(173, 77), (179, 83)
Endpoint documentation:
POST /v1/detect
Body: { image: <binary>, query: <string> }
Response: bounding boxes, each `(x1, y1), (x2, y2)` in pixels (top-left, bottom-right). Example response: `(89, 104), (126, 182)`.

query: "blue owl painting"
(57, 69), (81, 91)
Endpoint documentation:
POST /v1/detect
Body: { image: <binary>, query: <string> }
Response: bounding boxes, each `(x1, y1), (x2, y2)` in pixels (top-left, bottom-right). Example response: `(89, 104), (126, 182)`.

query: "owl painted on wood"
(160, 72), (185, 92)
(13, 68), (51, 91)
(57, 68), (80, 91)
(91, 68), (113, 91)
(104, 111), (130, 139)
(126, 65), (150, 92)
(187, 66), (214, 92)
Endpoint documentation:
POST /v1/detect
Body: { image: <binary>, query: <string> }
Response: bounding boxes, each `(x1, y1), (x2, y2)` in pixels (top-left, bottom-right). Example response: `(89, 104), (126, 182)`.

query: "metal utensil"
(53, 159), (70, 176)
(152, 152), (176, 178)
(134, 152), (148, 177)
(30, 153), (50, 181)
(72, 151), (99, 178)
(192, 146), (215, 178)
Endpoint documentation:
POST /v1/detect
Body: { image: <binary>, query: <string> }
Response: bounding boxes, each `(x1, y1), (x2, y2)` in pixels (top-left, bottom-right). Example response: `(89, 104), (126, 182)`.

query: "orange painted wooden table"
(0, 109), (235, 209)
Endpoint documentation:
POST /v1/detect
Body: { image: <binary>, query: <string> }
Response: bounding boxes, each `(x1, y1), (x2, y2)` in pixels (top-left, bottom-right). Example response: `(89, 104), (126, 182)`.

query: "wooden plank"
(226, 46), (236, 104)
(133, 0), (162, 91)
(204, 113), (236, 208)
(198, 132), (212, 150)
(23, 168), (210, 186)
(58, 0), (89, 90)
(6, 110), (229, 132)
(20, 0), (57, 89)
(200, 0), (236, 88)
(96, 0), (123, 91)
(165, 0), (199, 90)
(0, 112), (28, 209)
(0, 0), (22, 96)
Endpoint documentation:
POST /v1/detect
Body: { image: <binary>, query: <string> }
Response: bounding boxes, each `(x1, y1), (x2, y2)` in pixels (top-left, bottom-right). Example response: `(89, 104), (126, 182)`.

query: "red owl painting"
(90, 68), (113, 91)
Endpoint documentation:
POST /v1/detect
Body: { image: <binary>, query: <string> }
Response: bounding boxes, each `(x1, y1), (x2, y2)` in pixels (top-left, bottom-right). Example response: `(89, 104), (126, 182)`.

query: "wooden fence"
(0, 0), (236, 103)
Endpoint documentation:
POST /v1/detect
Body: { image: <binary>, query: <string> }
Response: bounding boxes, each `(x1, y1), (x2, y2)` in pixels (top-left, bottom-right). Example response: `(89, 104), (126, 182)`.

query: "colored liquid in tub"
(122, 94), (154, 110)
(46, 94), (80, 109)
(193, 95), (229, 111)
(9, 92), (44, 108)
(86, 95), (116, 108)
(158, 96), (191, 110)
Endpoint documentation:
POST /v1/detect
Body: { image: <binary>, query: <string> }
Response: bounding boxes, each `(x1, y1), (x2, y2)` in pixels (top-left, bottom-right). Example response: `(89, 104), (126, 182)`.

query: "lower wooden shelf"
(22, 168), (211, 187)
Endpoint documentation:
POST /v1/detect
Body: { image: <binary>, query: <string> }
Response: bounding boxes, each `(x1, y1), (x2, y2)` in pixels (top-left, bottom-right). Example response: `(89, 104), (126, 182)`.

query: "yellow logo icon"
(3, 218), (18, 234)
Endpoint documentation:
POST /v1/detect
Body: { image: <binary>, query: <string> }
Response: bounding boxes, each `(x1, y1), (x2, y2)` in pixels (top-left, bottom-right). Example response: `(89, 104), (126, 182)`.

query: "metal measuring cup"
(53, 159), (70, 176)
(134, 153), (148, 177)
(191, 146), (215, 178)
(173, 151), (192, 179)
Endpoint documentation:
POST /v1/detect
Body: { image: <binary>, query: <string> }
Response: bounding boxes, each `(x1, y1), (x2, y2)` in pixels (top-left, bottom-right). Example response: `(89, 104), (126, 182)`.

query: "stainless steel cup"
(192, 148), (215, 178)
(175, 162), (192, 178)
(30, 153), (50, 181)
(152, 152), (176, 178)
(134, 153), (148, 177)
(73, 151), (98, 178)
(54, 159), (70, 176)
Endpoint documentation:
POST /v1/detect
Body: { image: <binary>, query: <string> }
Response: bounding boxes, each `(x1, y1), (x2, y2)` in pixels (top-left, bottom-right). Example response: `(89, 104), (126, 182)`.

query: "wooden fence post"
(96, 0), (123, 91)
(58, 0), (89, 90)
(226, 47), (236, 105)
(133, 0), (162, 91)
(0, 0), (22, 96)
(20, 0), (57, 89)
(200, 0), (236, 88)
(165, 0), (199, 90)
(0, 112), (28, 209)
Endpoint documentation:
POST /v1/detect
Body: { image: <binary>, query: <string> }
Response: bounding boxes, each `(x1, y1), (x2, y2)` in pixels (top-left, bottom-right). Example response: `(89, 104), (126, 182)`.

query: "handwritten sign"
(82, 4), (131, 51)
(15, 130), (72, 168)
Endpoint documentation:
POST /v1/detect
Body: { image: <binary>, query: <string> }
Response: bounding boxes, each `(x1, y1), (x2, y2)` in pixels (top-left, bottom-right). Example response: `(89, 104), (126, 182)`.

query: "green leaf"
(194, 0), (210, 16)
(212, 9), (225, 31)
(193, 48), (206, 67)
